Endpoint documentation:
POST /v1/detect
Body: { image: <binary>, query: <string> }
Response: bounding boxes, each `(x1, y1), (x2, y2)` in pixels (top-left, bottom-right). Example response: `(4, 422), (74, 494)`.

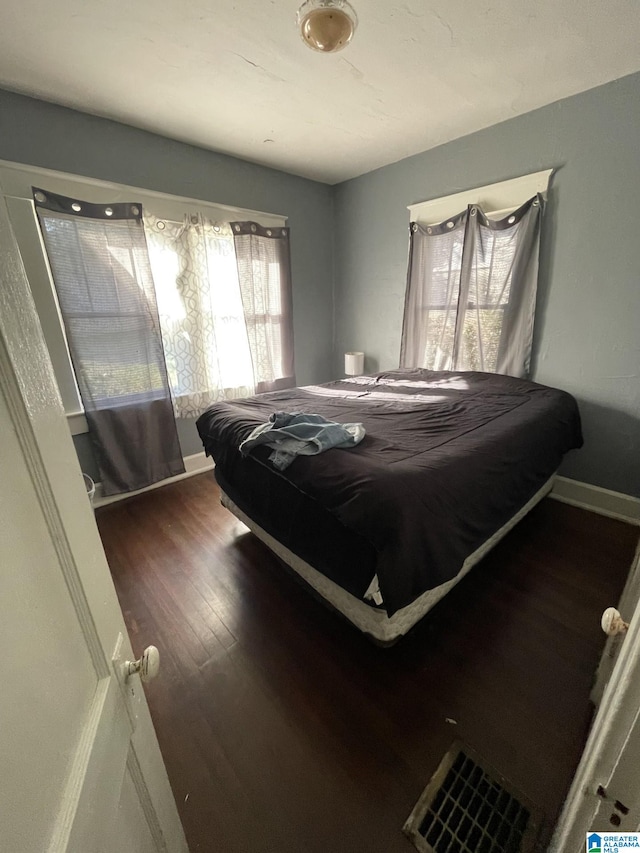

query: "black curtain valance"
(33, 187), (142, 221)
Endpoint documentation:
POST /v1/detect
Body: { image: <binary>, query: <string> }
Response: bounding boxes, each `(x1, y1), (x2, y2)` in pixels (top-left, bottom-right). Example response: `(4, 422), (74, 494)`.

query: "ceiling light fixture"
(297, 0), (358, 53)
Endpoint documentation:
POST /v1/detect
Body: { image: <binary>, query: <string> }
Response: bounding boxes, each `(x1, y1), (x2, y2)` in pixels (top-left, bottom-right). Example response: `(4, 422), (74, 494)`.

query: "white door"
(0, 198), (188, 852)
(551, 543), (640, 852)
(591, 540), (640, 706)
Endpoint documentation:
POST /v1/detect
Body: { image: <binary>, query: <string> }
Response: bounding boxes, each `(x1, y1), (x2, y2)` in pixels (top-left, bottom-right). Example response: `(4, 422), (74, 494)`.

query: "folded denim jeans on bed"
(239, 411), (366, 470)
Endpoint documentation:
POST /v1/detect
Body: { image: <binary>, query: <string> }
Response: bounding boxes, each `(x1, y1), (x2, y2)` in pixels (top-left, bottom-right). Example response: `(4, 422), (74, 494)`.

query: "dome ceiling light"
(296, 0), (358, 53)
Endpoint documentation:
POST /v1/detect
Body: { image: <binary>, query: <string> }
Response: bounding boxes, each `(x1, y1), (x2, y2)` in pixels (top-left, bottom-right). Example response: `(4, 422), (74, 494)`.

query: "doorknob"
(601, 608), (629, 637)
(125, 645), (160, 683)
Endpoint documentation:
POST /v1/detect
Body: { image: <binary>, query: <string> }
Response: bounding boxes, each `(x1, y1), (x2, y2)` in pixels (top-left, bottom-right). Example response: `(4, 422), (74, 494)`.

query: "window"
(402, 171), (552, 378)
(33, 187), (185, 495)
(145, 214), (295, 417)
(37, 206), (168, 407)
(0, 160), (287, 431)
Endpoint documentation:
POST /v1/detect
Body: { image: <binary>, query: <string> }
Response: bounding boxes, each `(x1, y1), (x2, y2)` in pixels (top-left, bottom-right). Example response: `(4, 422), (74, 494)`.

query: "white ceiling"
(1, 0), (640, 184)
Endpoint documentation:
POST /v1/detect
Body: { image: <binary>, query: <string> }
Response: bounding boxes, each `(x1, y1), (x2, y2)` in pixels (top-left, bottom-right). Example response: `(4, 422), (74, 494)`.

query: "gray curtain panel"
(34, 188), (185, 496)
(401, 194), (543, 377)
(231, 222), (296, 394)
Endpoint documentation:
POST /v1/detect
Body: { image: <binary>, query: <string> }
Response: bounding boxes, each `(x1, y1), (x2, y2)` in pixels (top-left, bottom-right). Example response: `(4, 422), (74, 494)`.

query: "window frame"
(0, 159), (286, 433)
(408, 170), (553, 225)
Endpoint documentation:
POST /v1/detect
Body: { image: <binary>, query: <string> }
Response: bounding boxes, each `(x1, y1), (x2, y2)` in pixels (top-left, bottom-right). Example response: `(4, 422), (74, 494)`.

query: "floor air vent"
(404, 744), (542, 853)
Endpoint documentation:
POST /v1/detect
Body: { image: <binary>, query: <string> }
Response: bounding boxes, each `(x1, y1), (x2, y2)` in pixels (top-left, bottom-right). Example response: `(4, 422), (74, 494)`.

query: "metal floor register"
(403, 744), (543, 853)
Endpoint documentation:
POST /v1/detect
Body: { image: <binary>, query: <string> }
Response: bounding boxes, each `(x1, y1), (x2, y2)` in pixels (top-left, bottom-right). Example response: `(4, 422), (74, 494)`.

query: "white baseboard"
(92, 451), (214, 508)
(550, 476), (640, 526)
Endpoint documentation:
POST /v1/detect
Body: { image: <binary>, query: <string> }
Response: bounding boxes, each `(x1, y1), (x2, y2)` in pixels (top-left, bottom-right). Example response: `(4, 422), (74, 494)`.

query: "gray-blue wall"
(0, 89), (334, 469)
(3, 76), (639, 497)
(333, 72), (640, 498)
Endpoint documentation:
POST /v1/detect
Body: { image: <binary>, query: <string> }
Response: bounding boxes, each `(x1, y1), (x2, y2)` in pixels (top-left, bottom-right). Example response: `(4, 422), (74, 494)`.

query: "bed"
(196, 369), (583, 644)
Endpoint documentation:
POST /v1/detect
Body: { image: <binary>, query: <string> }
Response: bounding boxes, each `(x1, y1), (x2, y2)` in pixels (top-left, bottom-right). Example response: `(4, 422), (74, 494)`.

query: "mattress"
(197, 369), (582, 626)
(220, 476), (555, 644)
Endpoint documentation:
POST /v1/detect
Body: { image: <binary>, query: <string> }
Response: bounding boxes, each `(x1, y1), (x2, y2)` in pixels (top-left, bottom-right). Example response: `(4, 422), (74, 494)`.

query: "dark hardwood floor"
(96, 474), (638, 852)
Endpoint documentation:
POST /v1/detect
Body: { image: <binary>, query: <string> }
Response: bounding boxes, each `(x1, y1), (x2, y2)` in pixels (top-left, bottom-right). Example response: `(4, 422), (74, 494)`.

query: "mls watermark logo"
(587, 832), (640, 851)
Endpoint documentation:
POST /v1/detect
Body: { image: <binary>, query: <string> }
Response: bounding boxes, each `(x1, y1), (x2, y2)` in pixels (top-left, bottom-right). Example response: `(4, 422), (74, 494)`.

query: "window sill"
(67, 411), (88, 435)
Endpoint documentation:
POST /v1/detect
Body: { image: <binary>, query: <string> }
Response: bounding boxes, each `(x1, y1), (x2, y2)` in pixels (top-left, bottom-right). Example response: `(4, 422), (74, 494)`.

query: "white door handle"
(601, 607), (629, 637)
(125, 645), (160, 682)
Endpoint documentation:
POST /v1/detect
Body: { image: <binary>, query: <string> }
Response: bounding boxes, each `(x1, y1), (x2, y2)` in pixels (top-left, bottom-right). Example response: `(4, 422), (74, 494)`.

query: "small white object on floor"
(184, 793), (190, 802)
(445, 718), (457, 725)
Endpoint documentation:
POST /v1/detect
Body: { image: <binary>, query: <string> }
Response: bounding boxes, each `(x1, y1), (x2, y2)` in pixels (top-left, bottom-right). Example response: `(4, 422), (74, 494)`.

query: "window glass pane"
(39, 213), (170, 406)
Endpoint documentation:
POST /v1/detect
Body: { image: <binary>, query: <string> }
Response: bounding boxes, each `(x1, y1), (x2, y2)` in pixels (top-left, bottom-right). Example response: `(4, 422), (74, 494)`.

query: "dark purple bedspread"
(197, 370), (582, 615)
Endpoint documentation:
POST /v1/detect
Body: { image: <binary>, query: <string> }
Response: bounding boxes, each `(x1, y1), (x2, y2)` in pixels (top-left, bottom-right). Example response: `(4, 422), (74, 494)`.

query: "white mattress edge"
(220, 474), (556, 643)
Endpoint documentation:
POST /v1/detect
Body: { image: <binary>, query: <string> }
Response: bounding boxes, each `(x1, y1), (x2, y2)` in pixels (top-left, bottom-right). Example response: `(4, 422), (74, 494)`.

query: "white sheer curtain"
(231, 221), (296, 394)
(144, 213), (255, 417)
(401, 195), (543, 377)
